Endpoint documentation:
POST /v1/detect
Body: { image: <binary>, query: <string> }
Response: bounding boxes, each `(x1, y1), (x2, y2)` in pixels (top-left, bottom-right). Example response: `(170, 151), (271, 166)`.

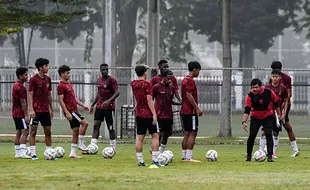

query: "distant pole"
(147, 0), (160, 70)
(102, 0), (105, 63)
(219, 0), (232, 137)
(278, 35), (282, 62)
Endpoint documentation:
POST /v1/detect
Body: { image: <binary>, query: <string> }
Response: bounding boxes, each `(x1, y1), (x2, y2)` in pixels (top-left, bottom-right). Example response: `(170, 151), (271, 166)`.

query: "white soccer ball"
(54, 147), (65, 158)
(102, 147), (116, 159)
(158, 153), (170, 166)
(163, 150), (174, 163)
(88, 143), (99, 155)
(44, 148), (57, 160)
(206, 150), (218, 161)
(253, 150), (266, 162)
(25, 147), (31, 157)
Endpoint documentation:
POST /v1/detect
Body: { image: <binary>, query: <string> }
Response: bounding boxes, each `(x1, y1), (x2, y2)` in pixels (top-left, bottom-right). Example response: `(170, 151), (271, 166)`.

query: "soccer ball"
(206, 150), (218, 161)
(253, 150), (266, 162)
(54, 147), (65, 158)
(158, 153), (170, 166)
(163, 150), (174, 163)
(44, 148), (57, 160)
(25, 147), (31, 157)
(102, 147), (116, 159)
(87, 143), (99, 155)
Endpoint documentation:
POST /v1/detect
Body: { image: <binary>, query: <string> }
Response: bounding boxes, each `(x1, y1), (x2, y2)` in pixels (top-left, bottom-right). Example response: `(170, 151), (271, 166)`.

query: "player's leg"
(69, 118), (81, 158)
(158, 119), (171, 153)
(181, 115), (189, 160)
(259, 128), (266, 151)
(149, 120), (160, 166)
(135, 117), (147, 166)
(72, 112), (88, 151)
(13, 118), (22, 158)
(185, 115), (200, 162)
(41, 112), (52, 149)
(19, 118), (30, 158)
(91, 108), (104, 145)
(105, 110), (116, 150)
(272, 130), (279, 158)
(246, 118), (261, 161)
(263, 116), (274, 162)
(284, 105), (299, 156)
(29, 115), (39, 160)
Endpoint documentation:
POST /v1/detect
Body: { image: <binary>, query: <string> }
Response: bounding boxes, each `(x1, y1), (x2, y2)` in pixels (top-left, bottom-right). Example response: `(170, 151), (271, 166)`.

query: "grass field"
(1, 142), (310, 190)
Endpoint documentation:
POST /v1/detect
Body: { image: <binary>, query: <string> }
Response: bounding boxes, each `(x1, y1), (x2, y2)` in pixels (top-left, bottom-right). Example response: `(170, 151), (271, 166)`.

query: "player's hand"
(50, 110), (54, 119)
(280, 113), (285, 121)
(195, 108), (203, 116)
(152, 114), (157, 125)
(30, 110), (35, 118)
(243, 123), (248, 132)
(83, 105), (90, 112)
(65, 112), (72, 121)
(101, 100), (110, 107)
(25, 115), (30, 124)
(89, 106), (94, 114)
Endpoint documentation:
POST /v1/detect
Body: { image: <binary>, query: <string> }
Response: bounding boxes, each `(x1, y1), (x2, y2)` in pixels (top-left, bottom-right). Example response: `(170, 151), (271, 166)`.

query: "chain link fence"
(1, 67), (310, 139)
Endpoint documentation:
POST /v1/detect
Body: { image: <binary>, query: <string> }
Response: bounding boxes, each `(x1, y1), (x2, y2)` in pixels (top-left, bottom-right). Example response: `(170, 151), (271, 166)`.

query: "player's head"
(271, 61), (282, 70)
(250, 78), (262, 94)
(158, 59), (169, 75)
(100, 63), (109, 77)
(16, 67), (28, 82)
(162, 69), (174, 85)
(135, 65), (149, 79)
(188, 61), (201, 77)
(58, 65), (71, 81)
(35, 58), (49, 73)
(271, 69), (281, 85)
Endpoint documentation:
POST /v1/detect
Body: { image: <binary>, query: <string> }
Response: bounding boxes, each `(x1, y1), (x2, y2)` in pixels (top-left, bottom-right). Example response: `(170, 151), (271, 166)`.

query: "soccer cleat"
(246, 154), (251, 162)
(267, 155), (274, 162)
(152, 161), (165, 167)
(138, 162), (147, 167)
(78, 144), (88, 152)
(15, 154), (21, 158)
(31, 155), (39, 160)
(182, 158), (186, 161)
(290, 151), (300, 157)
(272, 154), (278, 159)
(69, 154), (82, 159)
(20, 154), (31, 159)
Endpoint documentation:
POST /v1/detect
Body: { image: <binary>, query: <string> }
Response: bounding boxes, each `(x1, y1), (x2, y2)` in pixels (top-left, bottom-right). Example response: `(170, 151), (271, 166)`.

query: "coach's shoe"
(138, 162), (147, 167)
(31, 155), (39, 160)
(152, 161), (164, 167)
(290, 151), (300, 157)
(267, 155), (274, 162)
(272, 154), (278, 159)
(69, 154), (82, 159)
(246, 154), (251, 162)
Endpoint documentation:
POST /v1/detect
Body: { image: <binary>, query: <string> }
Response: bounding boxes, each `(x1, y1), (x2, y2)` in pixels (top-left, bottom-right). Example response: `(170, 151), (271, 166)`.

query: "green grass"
(1, 114), (310, 138)
(1, 143), (310, 189)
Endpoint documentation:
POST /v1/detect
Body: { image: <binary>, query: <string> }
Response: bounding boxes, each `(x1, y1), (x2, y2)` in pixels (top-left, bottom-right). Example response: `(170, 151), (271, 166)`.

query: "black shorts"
(69, 112), (85, 129)
(285, 104), (291, 122)
(136, 117), (159, 135)
(13, 118), (29, 130)
(181, 114), (198, 132)
(30, 112), (51, 127)
(94, 108), (114, 128)
(158, 118), (173, 135)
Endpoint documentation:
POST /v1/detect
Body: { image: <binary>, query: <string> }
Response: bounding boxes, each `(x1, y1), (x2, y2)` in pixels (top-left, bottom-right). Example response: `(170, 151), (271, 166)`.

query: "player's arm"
(20, 90), (29, 122)
(186, 92), (201, 114)
(58, 94), (71, 120)
(282, 88), (289, 120)
(90, 93), (99, 113)
(175, 90), (181, 102)
(28, 91), (35, 117)
(48, 78), (53, 115)
(270, 90), (281, 119)
(173, 77), (182, 102)
(76, 97), (89, 111)
(172, 100), (182, 105)
(106, 79), (120, 103)
(242, 95), (251, 132)
(147, 94), (157, 124)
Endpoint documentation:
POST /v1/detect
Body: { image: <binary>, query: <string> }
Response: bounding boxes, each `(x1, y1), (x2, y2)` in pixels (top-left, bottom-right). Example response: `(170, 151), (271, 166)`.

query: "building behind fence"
(1, 67), (310, 138)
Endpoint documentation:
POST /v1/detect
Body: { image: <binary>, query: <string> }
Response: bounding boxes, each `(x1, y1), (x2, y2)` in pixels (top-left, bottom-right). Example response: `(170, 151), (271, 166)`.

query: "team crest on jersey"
(103, 85), (107, 88)
(47, 84), (49, 88)
(259, 99), (263, 104)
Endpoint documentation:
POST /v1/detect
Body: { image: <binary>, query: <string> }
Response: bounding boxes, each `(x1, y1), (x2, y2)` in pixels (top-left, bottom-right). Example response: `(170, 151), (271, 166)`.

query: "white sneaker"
(69, 154), (82, 159)
(78, 144), (88, 151)
(20, 154), (31, 159)
(291, 151), (300, 157)
(15, 154), (21, 158)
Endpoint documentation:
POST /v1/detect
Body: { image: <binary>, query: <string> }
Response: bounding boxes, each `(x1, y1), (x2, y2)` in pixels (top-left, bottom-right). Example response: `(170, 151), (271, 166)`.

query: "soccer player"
(89, 63), (119, 149)
(28, 58), (53, 160)
(152, 70), (181, 153)
(242, 78), (281, 162)
(260, 69), (288, 158)
(150, 60), (181, 102)
(57, 65), (89, 158)
(180, 61), (203, 162)
(269, 61), (300, 157)
(131, 65), (160, 167)
(12, 68), (31, 159)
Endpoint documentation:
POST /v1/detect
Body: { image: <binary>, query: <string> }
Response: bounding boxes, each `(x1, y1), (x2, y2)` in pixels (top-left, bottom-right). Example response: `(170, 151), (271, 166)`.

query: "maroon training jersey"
(265, 84), (288, 107)
(180, 75), (198, 115)
(96, 76), (118, 110)
(57, 81), (78, 113)
(131, 80), (153, 118)
(152, 83), (175, 119)
(150, 75), (179, 90)
(28, 74), (52, 112)
(12, 81), (27, 118)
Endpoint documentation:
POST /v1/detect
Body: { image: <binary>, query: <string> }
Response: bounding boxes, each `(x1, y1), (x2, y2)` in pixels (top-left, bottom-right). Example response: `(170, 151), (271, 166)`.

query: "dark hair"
(162, 69), (173, 77)
(271, 61), (282, 70)
(188, 61), (201, 71)
(250, 78), (262, 86)
(135, 65), (148, 77)
(271, 69), (281, 76)
(35, 58), (49, 70)
(58, 65), (71, 76)
(100, 63), (108, 68)
(16, 67), (28, 79)
(158, 59), (168, 66)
